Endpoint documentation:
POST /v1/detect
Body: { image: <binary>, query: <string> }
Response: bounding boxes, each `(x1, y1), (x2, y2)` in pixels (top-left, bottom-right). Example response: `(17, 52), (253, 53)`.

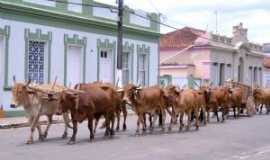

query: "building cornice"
(0, 0), (160, 38)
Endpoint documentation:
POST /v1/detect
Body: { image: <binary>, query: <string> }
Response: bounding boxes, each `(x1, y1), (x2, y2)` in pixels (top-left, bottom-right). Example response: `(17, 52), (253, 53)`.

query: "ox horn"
(117, 88), (124, 92)
(64, 88), (84, 94)
(51, 76), (58, 89)
(25, 78), (31, 87)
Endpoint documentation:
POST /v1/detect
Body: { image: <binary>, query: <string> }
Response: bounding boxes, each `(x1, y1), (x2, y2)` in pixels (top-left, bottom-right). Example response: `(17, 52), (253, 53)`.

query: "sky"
(96, 0), (270, 44)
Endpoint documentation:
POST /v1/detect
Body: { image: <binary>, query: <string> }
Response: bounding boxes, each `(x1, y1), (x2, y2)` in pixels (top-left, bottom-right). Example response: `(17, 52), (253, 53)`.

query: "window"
(219, 63), (225, 85)
(100, 51), (108, 58)
(68, 0), (82, 13)
(23, 0), (56, 7)
(254, 67), (258, 84)
(28, 41), (45, 84)
(249, 66), (253, 85)
(138, 54), (148, 86)
(122, 52), (131, 85)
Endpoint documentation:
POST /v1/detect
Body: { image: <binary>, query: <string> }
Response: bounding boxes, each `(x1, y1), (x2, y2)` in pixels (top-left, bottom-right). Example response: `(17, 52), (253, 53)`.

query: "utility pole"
(116, 0), (123, 87)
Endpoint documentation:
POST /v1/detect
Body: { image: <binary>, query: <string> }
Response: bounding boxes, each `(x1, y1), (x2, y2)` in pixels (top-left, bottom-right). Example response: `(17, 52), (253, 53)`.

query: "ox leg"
(202, 107), (207, 126)
(221, 107), (226, 122)
(94, 115), (101, 134)
(161, 110), (166, 132)
(179, 113), (184, 132)
(195, 109), (200, 130)
(116, 110), (120, 132)
(233, 107), (237, 119)
(151, 113), (158, 132)
(136, 114), (144, 135)
(148, 113), (152, 129)
(186, 111), (191, 131)
(168, 110), (176, 132)
(215, 109), (220, 122)
(43, 115), (53, 139)
(158, 112), (163, 127)
(110, 113), (115, 136)
(27, 115), (40, 144)
(68, 114), (78, 145)
(62, 113), (70, 139)
(88, 117), (94, 142)
(36, 123), (44, 142)
(104, 114), (110, 137)
(260, 104), (263, 114)
(122, 106), (127, 131)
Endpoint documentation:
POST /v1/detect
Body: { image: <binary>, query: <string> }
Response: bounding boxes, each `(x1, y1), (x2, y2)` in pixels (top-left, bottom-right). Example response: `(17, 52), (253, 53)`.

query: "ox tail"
(63, 113), (73, 129)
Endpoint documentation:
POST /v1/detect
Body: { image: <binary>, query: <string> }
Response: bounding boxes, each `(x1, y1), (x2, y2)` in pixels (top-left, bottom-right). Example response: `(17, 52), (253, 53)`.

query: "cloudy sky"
(97, 0), (270, 44)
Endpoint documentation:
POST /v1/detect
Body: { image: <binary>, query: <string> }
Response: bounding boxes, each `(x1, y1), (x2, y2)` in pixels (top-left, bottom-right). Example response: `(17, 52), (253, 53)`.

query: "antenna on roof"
(214, 10), (218, 34)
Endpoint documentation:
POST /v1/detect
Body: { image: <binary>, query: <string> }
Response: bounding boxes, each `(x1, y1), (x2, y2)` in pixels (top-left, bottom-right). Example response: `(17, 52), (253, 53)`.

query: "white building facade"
(0, 0), (160, 114)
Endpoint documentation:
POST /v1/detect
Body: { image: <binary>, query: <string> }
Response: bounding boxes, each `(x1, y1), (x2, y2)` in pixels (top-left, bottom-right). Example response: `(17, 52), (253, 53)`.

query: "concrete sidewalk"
(0, 116), (64, 129)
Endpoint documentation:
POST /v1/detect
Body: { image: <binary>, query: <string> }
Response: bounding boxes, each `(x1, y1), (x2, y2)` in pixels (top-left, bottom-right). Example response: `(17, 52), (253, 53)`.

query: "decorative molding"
(24, 28), (52, 83)
(64, 34), (87, 86)
(0, 25), (11, 90)
(137, 44), (150, 86)
(96, 39), (116, 83)
(0, 0), (160, 35)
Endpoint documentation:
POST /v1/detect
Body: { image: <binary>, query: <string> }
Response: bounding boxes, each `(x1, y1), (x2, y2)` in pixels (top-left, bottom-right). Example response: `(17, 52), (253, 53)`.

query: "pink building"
(160, 23), (264, 88)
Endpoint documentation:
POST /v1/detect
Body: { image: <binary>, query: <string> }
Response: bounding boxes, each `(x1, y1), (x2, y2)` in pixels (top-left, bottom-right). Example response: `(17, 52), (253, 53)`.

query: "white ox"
(10, 78), (71, 144)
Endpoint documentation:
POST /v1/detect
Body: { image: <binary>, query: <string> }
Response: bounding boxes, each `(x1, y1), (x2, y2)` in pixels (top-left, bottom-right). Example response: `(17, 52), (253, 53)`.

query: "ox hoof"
(62, 132), (68, 139)
(116, 126), (120, 132)
(123, 124), (127, 131)
(67, 140), (75, 145)
(89, 136), (94, 142)
(161, 127), (165, 132)
(110, 130), (115, 136)
(26, 140), (33, 144)
(168, 127), (172, 132)
(43, 132), (48, 139)
(39, 135), (45, 141)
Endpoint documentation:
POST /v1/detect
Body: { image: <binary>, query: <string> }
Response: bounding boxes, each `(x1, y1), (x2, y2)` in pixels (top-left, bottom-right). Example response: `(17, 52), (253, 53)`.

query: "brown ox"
(122, 84), (166, 134)
(10, 79), (71, 144)
(89, 82), (127, 131)
(253, 88), (270, 114)
(202, 86), (231, 122)
(166, 88), (200, 131)
(58, 85), (115, 144)
(230, 87), (244, 118)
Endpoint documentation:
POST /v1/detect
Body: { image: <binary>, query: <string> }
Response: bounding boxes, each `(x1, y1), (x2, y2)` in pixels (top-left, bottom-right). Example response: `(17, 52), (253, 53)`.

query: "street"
(1, 114), (270, 160)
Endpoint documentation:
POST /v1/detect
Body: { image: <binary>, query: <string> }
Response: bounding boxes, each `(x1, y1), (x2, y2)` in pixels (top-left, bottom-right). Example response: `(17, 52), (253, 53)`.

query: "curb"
(0, 120), (64, 129)
(0, 112), (135, 129)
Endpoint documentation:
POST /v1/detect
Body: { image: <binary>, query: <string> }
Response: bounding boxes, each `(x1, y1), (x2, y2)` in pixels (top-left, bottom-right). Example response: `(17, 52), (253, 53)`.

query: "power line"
(147, 0), (161, 14)
(46, 0), (216, 41)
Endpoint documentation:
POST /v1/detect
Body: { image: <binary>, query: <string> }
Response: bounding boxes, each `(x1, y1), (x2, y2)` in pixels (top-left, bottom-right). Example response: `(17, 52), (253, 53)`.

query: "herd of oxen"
(9, 77), (270, 145)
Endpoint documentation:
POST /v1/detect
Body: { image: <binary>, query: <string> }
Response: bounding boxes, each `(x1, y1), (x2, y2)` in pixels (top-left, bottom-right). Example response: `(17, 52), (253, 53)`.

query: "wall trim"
(24, 28), (52, 83)
(0, 0), (160, 35)
(63, 34), (87, 86)
(97, 39), (116, 83)
(123, 41), (134, 84)
(0, 25), (11, 91)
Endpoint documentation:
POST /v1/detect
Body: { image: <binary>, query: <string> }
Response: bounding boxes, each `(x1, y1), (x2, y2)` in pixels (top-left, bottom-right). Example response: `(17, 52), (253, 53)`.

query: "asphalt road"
(1, 114), (270, 160)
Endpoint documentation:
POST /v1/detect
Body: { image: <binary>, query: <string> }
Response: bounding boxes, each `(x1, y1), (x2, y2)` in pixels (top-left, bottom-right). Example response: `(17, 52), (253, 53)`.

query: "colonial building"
(263, 43), (270, 87)
(160, 23), (263, 88)
(0, 0), (160, 115)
